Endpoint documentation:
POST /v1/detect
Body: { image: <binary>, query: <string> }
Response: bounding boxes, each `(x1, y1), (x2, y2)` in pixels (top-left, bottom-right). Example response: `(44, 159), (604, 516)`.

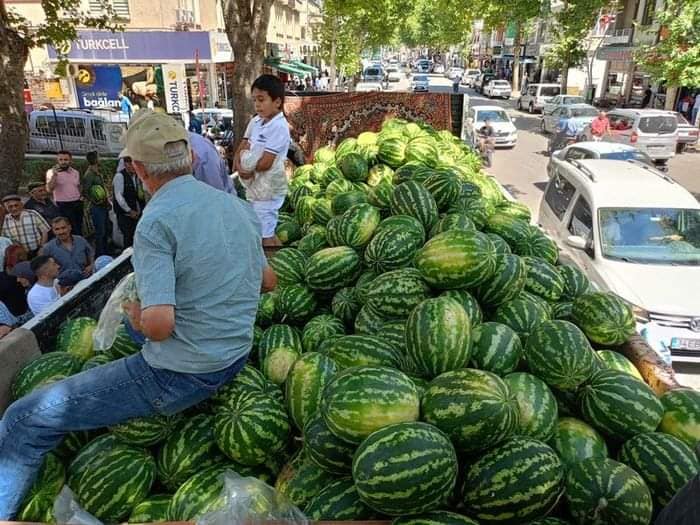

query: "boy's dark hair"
(86, 151), (99, 165)
(30, 255), (53, 274)
(57, 150), (72, 158)
(252, 74), (285, 108)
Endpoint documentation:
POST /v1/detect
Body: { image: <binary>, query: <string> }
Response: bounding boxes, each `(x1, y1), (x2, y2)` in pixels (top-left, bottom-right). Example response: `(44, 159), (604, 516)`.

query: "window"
(544, 173), (576, 220)
(568, 196), (593, 239)
(90, 0), (130, 18)
(35, 116), (56, 137)
(528, 86), (537, 96)
(540, 86), (561, 97)
(91, 119), (106, 142)
(62, 117), (86, 138)
(565, 148), (591, 160)
(638, 115), (677, 134)
(641, 0), (655, 26)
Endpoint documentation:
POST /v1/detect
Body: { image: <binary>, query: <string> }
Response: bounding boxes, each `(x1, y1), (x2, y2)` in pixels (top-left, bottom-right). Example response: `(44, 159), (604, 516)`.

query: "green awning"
(290, 60), (318, 73)
(264, 58), (307, 76)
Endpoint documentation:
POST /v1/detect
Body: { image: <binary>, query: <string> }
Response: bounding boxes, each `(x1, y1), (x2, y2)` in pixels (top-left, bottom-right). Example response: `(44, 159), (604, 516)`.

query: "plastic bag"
(240, 146), (264, 173)
(92, 272), (140, 352)
(197, 471), (308, 525)
(53, 486), (103, 525)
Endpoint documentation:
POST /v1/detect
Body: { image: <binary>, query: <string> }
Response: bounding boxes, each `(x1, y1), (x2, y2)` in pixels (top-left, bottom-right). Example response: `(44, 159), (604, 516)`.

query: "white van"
(517, 83), (561, 113)
(362, 65), (384, 82)
(28, 109), (125, 156)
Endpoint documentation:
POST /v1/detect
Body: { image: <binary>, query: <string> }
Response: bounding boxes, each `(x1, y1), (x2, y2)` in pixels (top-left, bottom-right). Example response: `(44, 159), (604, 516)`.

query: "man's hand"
(84, 263), (95, 277)
(238, 171), (255, 180)
(128, 210), (139, 220)
(261, 266), (277, 292)
(122, 300), (143, 333)
(0, 325), (12, 338)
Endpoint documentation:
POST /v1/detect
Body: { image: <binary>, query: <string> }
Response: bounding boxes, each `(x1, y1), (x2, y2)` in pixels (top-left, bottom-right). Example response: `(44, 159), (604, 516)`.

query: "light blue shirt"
(189, 132), (234, 194)
(133, 175), (265, 373)
(0, 301), (17, 327)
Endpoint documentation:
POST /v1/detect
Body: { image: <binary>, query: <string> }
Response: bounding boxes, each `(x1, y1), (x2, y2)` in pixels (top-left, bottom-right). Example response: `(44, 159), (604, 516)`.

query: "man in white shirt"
(27, 255), (60, 315)
(112, 156), (146, 248)
(692, 93), (700, 127)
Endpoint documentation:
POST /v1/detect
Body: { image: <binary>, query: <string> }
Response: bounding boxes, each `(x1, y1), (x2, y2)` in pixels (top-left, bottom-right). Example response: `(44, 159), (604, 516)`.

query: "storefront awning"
(264, 58), (308, 77)
(289, 60), (318, 74)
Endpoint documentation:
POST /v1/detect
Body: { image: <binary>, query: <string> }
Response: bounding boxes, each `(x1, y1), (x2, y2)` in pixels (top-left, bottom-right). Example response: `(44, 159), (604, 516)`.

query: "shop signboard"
(74, 65), (122, 109)
(596, 46), (634, 62)
(162, 63), (188, 115)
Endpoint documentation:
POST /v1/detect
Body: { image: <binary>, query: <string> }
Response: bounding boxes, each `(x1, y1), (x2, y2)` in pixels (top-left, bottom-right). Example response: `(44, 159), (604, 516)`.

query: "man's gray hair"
(140, 140), (192, 178)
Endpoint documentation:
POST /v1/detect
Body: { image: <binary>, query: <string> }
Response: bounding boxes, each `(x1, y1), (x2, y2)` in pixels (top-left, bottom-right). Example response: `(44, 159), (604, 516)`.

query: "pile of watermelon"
(10, 118), (700, 525)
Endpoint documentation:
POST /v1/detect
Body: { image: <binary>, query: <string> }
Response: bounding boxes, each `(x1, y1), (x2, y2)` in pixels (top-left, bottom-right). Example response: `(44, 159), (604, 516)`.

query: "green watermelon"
(256, 292), (278, 327)
(619, 431), (699, 507)
(276, 284), (317, 324)
(512, 227), (559, 265)
(484, 215), (531, 248)
(364, 220), (425, 273)
(470, 322), (523, 376)
(390, 180), (439, 231)
(572, 292), (635, 346)
(551, 301), (573, 320)
(431, 213), (477, 236)
(504, 372), (558, 441)
(306, 246), (362, 291)
(415, 230), (497, 289)
(295, 195), (317, 225)
(276, 219), (302, 244)
(462, 436), (564, 524)
(321, 365), (420, 444)
(257, 324), (302, 363)
(315, 146), (336, 164)
(323, 334), (403, 370)
(423, 173), (461, 211)
(449, 195), (490, 228)
(332, 191), (367, 215)
(550, 417), (608, 466)
(393, 161), (433, 185)
(56, 317), (97, 361)
(404, 136), (439, 167)
(211, 364), (269, 405)
(378, 137), (407, 168)
(367, 163), (393, 186)
(311, 198), (334, 225)
(335, 137), (359, 161)
(304, 478), (373, 520)
(496, 200), (532, 222)
(167, 465), (229, 521)
(110, 413), (180, 447)
(17, 453), (65, 522)
(275, 454), (336, 509)
(522, 256), (565, 301)
(325, 177), (356, 200)
(337, 152), (369, 182)
(473, 253), (526, 307)
(331, 287), (360, 326)
(106, 324), (142, 358)
(421, 368), (519, 454)
(353, 303), (385, 336)
(374, 213), (426, 238)
(89, 184), (108, 203)
(485, 233), (512, 254)
(405, 297), (472, 378)
(578, 369), (664, 440)
(338, 203), (381, 248)
(659, 388), (700, 449)
(391, 511), (480, 525)
(367, 179), (394, 209)
(297, 227), (328, 256)
(268, 248), (307, 287)
(440, 289), (482, 326)
(128, 494), (172, 523)
(12, 352), (83, 399)
(80, 352), (113, 371)
(352, 422), (458, 515)
(491, 296), (551, 341)
(557, 265), (592, 300)
(286, 352), (338, 430)
(354, 270), (379, 305)
(565, 458), (652, 525)
(596, 349), (643, 380)
(262, 345), (301, 385)
(301, 314), (345, 353)
(303, 410), (356, 474)
(365, 268), (431, 319)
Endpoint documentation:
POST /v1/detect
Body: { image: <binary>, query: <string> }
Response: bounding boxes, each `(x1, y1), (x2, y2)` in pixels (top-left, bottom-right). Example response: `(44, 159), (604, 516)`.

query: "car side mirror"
(566, 235), (588, 250)
(511, 117), (516, 123)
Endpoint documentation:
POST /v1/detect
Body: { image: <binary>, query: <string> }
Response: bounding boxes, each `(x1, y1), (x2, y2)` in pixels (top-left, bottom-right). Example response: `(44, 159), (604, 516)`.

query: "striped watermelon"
(213, 390), (290, 465)
(367, 180), (394, 209)
(315, 146), (336, 164)
(306, 246), (362, 291)
(449, 195), (489, 228)
(276, 219), (302, 244)
(597, 349), (643, 380)
(304, 478), (373, 520)
(258, 324), (302, 363)
(321, 365), (420, 444)
(303, 410), (356, 474)
(565, 458), (652, 525)
(335, 137), (359, 161)
(365, 268), (431, 319)
(375, 214), (426, 238)
(295, 196), (317, 225)
(68, 441), (155, 522)
(364, 221), (425, 273)
(431, 213), (476, 236)
(354, 270), (379, 305)
(440, 289), (482, 326)
(12, 352), (83, 400)
(485, 233), (512, 254)
(338, 203), (381, 248)
(462, 436), (564, 524)
(81, 352), (113, 371)
(390, 181), (439, 231)
(381, 319), (407, 351)
(557, 265), (592, 300)
(268, 248), (307, 287)
(323, 334), (403, 370)
(421, 368), (519, 454)
(331, 287), (360, 326)
(367, 163), (394, 186)
(297, 228), (328, 256)
(286, 352), (338, 430)
(405, 297), (472, 378)
(525, 320), (598, 391)
(106, 324), (142, 359)
(276, 284), (317, 324)
(512, 227), (559, 265)
(168, 465), (229, 521)
(484, 215), (531, 249)
(256, 292), (278, 326)
(522, 256), (565, 301)
(393, 161), (433, 185)
(352, 422), (458, 515)
(470, 322), (523, 376)
(357, 143), (379, 165)
(550, 417), (608, 466)
(491, 296), (551, 341)
(211, 364), (268, 406)
(496, 200), (531, 222)
(619, 431), (699, 507)
(378, 137), (407, 168)
(262, 345), (301, 385)
(415, 230), (497, 289)
(504, 372), (558, 441)
(473, 253), (526, 307)
(404, 136), (439, 167)
(353, 303), (385, 336)
(110, 414), (180, 447)
(301, 314), (345, 352)
(551, 301), (573, 321)
(659, 388), (700, 449)
(572, 292), (635, 346)
(332, 191), (368, 215)
(311, 198), (334, 225)
(128, 494), (172, 523)
(17, 453), (65, 522)
(325, 178), (356, 200)
(56, 317), (97, 361)
(324, 216), (345, 247)
(275, 454), (337, 509)
(423, 173), (461, 211)
(337, 152), (369, 182)
(578, 369), (664, 440)
(392, 511), (480, 525)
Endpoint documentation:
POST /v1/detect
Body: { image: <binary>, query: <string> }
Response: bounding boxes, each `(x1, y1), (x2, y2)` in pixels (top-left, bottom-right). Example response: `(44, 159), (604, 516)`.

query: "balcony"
(603, 27), (633, 45)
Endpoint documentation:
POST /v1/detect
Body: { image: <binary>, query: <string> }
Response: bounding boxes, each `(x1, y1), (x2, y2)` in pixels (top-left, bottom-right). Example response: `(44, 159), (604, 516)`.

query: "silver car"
(541, 104), (598, 134)
(412, 74), (430, 92)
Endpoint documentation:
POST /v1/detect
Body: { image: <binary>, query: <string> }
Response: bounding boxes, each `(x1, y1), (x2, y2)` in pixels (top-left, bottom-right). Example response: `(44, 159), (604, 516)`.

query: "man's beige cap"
(124, 110), (189, 164)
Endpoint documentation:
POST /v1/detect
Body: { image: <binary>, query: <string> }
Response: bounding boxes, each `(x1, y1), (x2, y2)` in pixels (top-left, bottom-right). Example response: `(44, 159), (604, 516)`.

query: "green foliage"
(23, 158), (119, 190)
(397, 0), (473, 51)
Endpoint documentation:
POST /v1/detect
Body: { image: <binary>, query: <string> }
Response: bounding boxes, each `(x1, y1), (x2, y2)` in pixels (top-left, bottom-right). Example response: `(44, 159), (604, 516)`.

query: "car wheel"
(528, 103), (534, 114)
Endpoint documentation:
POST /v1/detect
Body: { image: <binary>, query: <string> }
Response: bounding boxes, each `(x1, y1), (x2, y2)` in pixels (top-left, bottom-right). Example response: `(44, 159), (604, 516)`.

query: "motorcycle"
(547, 132), (579, 156)
(476, 134), (495, 167)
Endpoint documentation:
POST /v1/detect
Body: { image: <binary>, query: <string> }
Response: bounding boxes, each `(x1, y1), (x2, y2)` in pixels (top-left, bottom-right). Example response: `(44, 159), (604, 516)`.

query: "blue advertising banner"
(75, 65), (122, 109)
(48, 30), (212, 62)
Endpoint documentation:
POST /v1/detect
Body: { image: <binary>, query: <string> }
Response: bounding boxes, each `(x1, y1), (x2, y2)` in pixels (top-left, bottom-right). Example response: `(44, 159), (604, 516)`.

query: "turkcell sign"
(75, 65), (122, 110)
(162, 64), (188, 115)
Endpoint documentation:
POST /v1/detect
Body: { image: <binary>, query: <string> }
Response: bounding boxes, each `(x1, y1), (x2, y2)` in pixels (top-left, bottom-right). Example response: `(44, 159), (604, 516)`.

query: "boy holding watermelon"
(82, 151), (111, 257)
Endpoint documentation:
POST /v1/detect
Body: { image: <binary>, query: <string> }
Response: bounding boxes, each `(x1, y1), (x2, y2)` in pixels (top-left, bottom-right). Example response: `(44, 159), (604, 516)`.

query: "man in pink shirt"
(590, 111), (612, 141)
(46, 151), (83, 235)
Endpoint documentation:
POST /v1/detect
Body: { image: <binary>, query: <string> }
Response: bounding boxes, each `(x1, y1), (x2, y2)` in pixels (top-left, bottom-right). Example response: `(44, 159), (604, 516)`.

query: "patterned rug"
(284, 92), (453, 162)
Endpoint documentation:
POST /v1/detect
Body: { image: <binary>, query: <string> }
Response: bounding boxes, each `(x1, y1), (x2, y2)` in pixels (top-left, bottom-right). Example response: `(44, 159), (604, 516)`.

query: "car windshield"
(675, 113), (690, 125)
(599, 150), (655, 167)
(414, 75), (428, 81)
(570, 107), (598, 118)
(364, 68), (381, 76)
(564, 97), (585, 104)
(638, 116), (677, 134)
(540, 86), (561, 97)
(598, 208), (700, 265)
(494, 81), (510, 87)
(476, 110), (509, 123)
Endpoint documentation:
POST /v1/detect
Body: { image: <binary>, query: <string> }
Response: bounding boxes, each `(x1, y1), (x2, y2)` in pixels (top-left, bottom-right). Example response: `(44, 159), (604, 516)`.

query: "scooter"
(477, 135), (495, 167)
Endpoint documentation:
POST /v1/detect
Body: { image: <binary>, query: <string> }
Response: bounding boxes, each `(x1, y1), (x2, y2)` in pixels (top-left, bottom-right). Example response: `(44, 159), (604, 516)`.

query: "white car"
(448, 67), (464, 80)
(547, 141), (658, 179)
(483, 80), (512, 99)
(386, 66), (402, 82)
(355, 82), (383, 92)
(465, 105), (518, 148)
(411, 74), (430, 92)
(538, 158), (700, 365)
(462, 69), (481, 86)
(433, 64), (445, 74)
(543, 95), (586, 115)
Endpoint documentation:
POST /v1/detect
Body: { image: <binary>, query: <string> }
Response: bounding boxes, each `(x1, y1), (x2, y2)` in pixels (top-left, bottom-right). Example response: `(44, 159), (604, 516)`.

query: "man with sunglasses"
(112, 154), (146, 248)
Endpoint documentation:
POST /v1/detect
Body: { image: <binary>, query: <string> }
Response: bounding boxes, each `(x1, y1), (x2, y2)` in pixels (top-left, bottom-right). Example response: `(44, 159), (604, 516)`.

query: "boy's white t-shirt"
(240, 112), (291, 202)
(27, 282), (60, 315)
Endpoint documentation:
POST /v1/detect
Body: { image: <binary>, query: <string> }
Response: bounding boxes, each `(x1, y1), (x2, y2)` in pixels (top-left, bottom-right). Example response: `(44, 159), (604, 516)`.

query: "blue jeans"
(0, 352), (247, 519)
(692, 106), (699, 127)
(90, 206), (109, 257)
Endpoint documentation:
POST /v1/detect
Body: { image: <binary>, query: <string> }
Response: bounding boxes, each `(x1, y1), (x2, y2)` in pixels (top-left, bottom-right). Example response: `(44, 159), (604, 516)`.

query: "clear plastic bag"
(196, 471), (308, 525)
(92, 272), (140, 352)
(240, 146), (264, 173)
(53, 486), (104, 525)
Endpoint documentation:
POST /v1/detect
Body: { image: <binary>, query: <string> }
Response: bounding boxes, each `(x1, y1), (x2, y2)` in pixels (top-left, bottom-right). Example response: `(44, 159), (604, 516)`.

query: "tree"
(399, 0), (474, 54)
(0, 0), (119, 195)
(222, 0), (274, 151)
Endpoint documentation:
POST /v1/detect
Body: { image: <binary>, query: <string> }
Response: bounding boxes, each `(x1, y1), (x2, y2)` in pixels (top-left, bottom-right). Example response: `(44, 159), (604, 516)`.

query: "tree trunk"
(224, 0), (274, 152)
(560, 59), (569, 94)
(329, 16), (337, 91)
(0, 22), (30, 195)
(511, 23), (522, 93)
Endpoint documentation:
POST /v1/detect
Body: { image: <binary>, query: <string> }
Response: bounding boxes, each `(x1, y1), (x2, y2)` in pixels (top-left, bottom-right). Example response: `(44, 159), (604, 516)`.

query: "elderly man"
(40, 217), (94, 276)
(113, 155), (146, 249)
(0, 110), (277, 519)
(1, 195), (50, 257)
(24, 182), (61, 224)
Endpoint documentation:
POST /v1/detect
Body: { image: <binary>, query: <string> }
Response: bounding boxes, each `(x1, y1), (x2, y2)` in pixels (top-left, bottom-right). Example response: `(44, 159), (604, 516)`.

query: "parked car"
(483, 80), (513, 99)
(355, 82), (383, 92)
(547, 141), (660, 179)
(386, 66), (402, 82)
(517, 83), (561, 113)
(411, 74), (430, 92)
(541, 103), (598, 134)
(581, 109), (678, 164)
(464, 105), (518, 148)
(362, 66), (384, 82)
(447, 67), (464, 80)
(462, 69), (481, 86)
(538, 158), (700, 364)
(415, 59), (431, 73)
(674, 111), (699, 152)
(543, 95), (586, 115)
(474, 73), (496, 94)
(433, 64), (445, 74)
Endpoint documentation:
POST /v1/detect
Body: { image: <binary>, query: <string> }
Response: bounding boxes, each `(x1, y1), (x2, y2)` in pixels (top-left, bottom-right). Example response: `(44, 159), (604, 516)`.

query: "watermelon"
(367, 180), (394, 209)
(550, 417), (608, 466)
(304, 478), (373, 520)
(338, 203), (381, 248)
(286, 352), (338, 430)
(440, 289), (482, 326)
(301, 314), (345, 353)
(324, 216), (345, 247)
(262, 345), (301, 385)
(491, 296), (550, 341)
(525, 320), (598, 391)
(258, 324), (302, 363)
(354, 270), (379, 305)
(277, 285), (317, 324)
(405, 297), (472, 378)
(421, 368), (519, 454)
(619, 431), (699, 507)
(578, 369), (664, 441)
(256, 292), (278, 327)
(213, 390), (290, 465)
(353, 303), (385, 336)
(462, 436), (564, 524)
(89, 184), (108, 203)
(276, 220), (302, 244)
(484, 215), (531, 248)
(275, 454), (336, 509)
(303, 411), (356, 474)
(485, 233), (512, 254)
(659, 388), (700, 449)
(325, 178), (356, 200)
(521, 256), (565, 301)
(431, 213), (476, 236)
(367, 164), (393, 186)
(289, 184), (315, 209)
(297, 228), (328, 256)
(565, 458), (652, 525)
(390, 180), (439, 231)
(391, 511), (480, 525)
(81, 352), (112, 371)
(106, 324), (142, 358)
(378, 137), (407, 168)
(364, 221), (425, 273)
(332, 191), (367, 215)
(331, 287), (360, 327)
(323, 334), (403, 370)
(423, 173), (461, 211)
(551, 301), (573, 320)
(557, 265), (592, 300)
(393, 161), (432, 185)
(335, 137), (359, 161)
(375, 214), (426, 238)
(512, 227), (559, 265)
(55, 317), (97, 361)
(295, 196), (317, 225)
(315, 146), (336, 164)
(54, 430), (93, 461)
(110, 414), (180, 447)
(128, 494), (172, 523)
(17, 453), (65, 522)
(357, 143), (379, 165)
(306, 246), (362, 291)
(472, 253), (526, 307)
(572, 292), (635, 346)
(404, 136), (439, 167)
(496, 200), (531, 222)
(415, 230), (497, 289)
(449, 196), (489, 228)
(268, 248), (307, 287)
(12, 352), (83, 399)
(365, 268), (431, 319)
(321, 365), (420, 444)
(470, 322), (523, 376)
(352, 422), (458, 515)
(168, 465), (229, 521)
(504, 372), (558, 441)
(311, 198), (334, 225)
(596, 349), (643, 380)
